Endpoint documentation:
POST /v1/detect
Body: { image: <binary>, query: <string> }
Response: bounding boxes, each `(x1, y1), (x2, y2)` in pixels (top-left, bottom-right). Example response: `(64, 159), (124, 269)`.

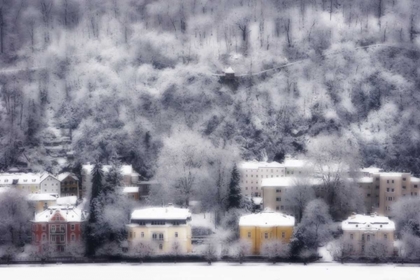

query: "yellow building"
(341, 214), (395, 257)
(126, 206), (192, 254)
(239, 210), (295, 255)
(27, 193), (58, 213)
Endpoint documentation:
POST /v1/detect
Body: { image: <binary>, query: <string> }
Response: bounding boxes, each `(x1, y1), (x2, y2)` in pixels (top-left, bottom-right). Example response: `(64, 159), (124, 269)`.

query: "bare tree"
(261, 240), (290, 263)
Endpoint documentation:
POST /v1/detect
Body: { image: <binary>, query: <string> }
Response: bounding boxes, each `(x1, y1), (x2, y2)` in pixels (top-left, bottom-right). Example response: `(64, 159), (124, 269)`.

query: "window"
(276, 197), (281, 201)
(51, 236), (56, 242)
(129, 232), (132, 238)
(367, 235), (370, 241)
(159, 233), (164, 240)
(71, 234), (75, 241)
(276, 189), (281, 193)
(60, 235), (64, 242)
(151, 221), (165, 225)
(350, 234), (353, 240)
(367, 194), (371, 197)
(152, 233), (157, 240)
(71, 224), (75, 231)
(387, 180), (389, 184)
(403, 186), (406, 189)
(141, 232), (144, 238)
(264, 233), (268, 239)
(387, 188), (390, 192)
(392, 180), (394, 183)
(42, 234), (46, 241)
(175, 232), (178, 238)
(403, 178), (407, 181)
(280, 206), (284, 210)
(159, 244), (163, 250)
(392, 188), (395, 192)
(282, 232), (285, 238)
(51, 225), (56, 232)
(42, 225), (46, 231)
(384, 234), (387, 239)
(248, 232), (251, 238)
(415, 185), (418, 188)
(276, 206), (279, 210)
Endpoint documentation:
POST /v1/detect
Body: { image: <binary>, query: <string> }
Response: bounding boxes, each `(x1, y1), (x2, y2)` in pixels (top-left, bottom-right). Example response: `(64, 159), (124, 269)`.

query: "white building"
(0, 172), (60, 195)
(126, 206), (192, 254)
(341, 214), (396, 257)
(238, 156), (310, 198)
(81, 164), (140, 198)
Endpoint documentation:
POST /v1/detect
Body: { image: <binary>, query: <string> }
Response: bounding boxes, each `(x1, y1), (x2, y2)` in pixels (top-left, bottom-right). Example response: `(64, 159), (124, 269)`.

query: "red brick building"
(31, 206), (87, 253)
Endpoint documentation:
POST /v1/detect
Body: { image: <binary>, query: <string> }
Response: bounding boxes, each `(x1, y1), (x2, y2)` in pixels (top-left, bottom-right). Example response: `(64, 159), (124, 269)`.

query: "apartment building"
(57, 172), (80, 198)
(126, 206), (192, 254)
(81, 164), (140, 198)
(261, 177), (322, 212)
(358, 168), (420, 215)
(0, 172), (61, 195)
(341, 214), (395, 257)
(31, 205), (87, 253)
(238, 156), (309, 198)
(239, 210), (295, 255)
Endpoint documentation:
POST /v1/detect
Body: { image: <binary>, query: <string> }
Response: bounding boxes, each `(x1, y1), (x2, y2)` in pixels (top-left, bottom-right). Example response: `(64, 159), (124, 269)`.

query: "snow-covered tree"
(230, 240), (251, 264)
(364, 239), (389, 262)
(284, 177), (315, 223)
(261, 240), (290, 263)
(227, 164), (242, 210)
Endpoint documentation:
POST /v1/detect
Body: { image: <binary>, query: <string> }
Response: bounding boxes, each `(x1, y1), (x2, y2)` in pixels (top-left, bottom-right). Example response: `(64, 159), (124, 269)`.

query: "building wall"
(40, 176), (61, 195)
(359, 173), (420, 215)
(60, 176), (79, 198)
(127, 224), (192, 254)
(342, 229), (395, 257)
(262, 187), (289, 211)
(239, 167), (286, 198)
(239, 225), (294, 255)
(32, 200), (56, 213)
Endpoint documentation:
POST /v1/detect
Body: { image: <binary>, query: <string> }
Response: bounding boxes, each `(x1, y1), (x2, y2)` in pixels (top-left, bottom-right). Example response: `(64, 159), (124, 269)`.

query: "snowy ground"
(0, 263), (419, 280)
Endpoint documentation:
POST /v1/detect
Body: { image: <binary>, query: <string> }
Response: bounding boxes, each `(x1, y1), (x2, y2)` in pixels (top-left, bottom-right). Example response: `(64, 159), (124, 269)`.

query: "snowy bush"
(261, 240), (290, 263)
(229, 240), (251, 264)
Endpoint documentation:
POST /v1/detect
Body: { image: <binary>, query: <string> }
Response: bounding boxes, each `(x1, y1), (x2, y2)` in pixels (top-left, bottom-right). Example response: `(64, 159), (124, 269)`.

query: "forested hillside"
(1, 0), (420, 178)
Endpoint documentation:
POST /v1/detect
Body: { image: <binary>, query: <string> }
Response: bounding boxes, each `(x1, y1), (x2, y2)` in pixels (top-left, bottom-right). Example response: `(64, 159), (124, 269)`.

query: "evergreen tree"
(85, 163), (104, 257)
(227, 164), (241, 210)
(102, 162), (122, 197)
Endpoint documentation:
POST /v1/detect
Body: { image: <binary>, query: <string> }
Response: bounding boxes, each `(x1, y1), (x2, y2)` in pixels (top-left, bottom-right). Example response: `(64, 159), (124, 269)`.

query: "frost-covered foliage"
(130, 241), (155, 259)
(328, 237), (355, 262)
(0, 189), (33, 248)
(283, 177), (316, 223)
(261, 240), (290, 263)
(229, 240), (252, 264)
(364, 239), (389, 262)
(1, 0), (420, 178)
(291, 199), (333, 256)
(201, 239), (219, 264)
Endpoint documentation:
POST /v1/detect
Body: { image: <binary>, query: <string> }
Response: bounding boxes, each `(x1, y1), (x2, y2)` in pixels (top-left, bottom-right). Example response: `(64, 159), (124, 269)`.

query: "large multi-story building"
(357, 168), (420, 215)
(126, 206), (192, 254)
(238, 156), (309, 198)
(261, 177), (322, 212)
(0, 172), (61, 195)
(31, 205), (87, 253)
(81, 164), (140, 198)
(239, 210), (295, 255)
(57, 172), (80, 198)
(341, 214), (395, 257)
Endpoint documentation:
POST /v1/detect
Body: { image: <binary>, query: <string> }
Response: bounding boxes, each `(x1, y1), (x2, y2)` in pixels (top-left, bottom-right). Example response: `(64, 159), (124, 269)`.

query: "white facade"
(0, 172), (60, 195)
(238, 156), (310, 198)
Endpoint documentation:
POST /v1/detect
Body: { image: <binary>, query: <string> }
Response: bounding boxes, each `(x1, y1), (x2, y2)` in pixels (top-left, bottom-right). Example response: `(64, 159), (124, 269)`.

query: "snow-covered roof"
(57, 172), (78, 182)
(82, 164), (139, 176)
(130, 207), (191, 221)
(121, 186), (139, 193)
(378, 172), (405, 177)
(238, 161), (283, 170)
(224, 67), (234, 74)
(342, 214), (395, 231)
(239, 210), (295, 227)
(0, 172), (57, 185)
(357, 177), (374, 183)
(252, 197), (263, 205)
(33, 206), (88, 223)
(411, 177), (420, 183)
(361, 167), (383, 174)
(27, 193), (58, 201)
(261, 177), (322, 188)
(283, 158), (308, 168)
(56, 196), (78, 205)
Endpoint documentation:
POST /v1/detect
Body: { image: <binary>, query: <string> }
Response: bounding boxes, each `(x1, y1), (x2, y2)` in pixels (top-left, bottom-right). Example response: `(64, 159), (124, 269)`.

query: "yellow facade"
(127, 224), (192, 254)
(239, 225), (294, 255)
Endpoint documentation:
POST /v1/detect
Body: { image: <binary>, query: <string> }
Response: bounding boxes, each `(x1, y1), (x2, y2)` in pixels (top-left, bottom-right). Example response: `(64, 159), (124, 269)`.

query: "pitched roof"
(239, 210), (295, 227)
(0, 172), (57, 185)
(130, 207), (191, 221)
(57, 172), (78, 182)
(27, 193), (58, 201)
(342, 214), (395, 231)
(82, 164), (139, 176)
(56, 196), (78, 205)
(33, 206), (88, 223)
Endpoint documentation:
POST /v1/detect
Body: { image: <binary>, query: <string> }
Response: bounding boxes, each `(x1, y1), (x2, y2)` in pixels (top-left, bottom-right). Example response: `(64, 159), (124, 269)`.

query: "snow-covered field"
(0, 263), (418, 280)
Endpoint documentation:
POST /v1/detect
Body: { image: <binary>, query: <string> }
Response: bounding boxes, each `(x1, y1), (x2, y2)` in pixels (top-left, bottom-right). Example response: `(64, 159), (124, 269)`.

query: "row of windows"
(349, 233), (389, 240)
(129, 232), (180, 239)
(247, 232), (286, 239)
(33, 224), (76, 231)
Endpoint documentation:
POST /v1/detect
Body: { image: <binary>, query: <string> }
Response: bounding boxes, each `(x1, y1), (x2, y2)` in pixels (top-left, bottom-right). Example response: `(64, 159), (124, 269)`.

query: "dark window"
(248, 232), (251, 238)
(376, 186), (379, 189)
(175, 232), (178, 238)
(403, 178), (406, 181)
(276, 197), (281, 201)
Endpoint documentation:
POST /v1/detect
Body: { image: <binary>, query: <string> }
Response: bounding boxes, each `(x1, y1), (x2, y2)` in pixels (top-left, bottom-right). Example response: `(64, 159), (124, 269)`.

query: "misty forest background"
(1, 0), (420, 180)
